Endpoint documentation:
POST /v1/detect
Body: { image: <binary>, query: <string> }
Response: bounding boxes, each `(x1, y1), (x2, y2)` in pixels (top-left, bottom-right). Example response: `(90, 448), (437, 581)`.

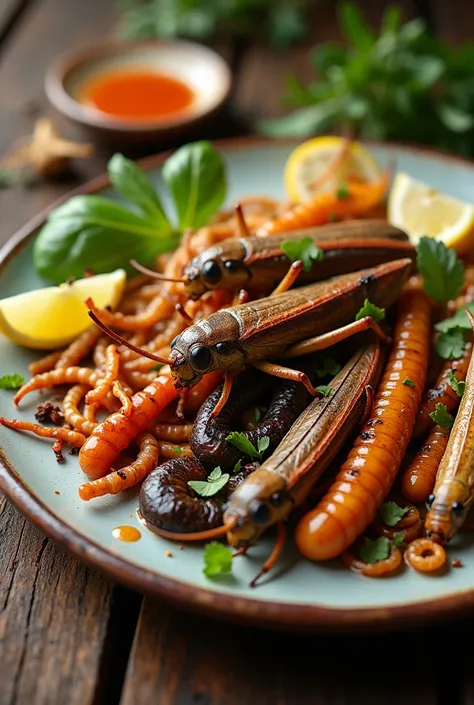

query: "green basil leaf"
(108, 153), (171, 230)
(338, 1), (375, 52)
(33, 195), (180, 283)
(162, 141), (226, 230)
(259, 101), (341, 139)
(438, 104), (474, 133)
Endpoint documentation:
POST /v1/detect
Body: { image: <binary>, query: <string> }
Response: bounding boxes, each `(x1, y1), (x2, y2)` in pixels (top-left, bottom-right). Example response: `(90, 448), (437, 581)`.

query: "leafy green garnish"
(315, 385), (332, 397)
(233, 459), (242, 474)
(203, 542), (233, 578)
(150, 363), (163, 372)
(435, 329), (466, 360)
(429, 402), (454, 430)
(379, 501), (410, 527)
(172, 445), (183, 455)
(393, 532), (405, 547)
(0, 374), (25, 390)
(355, 299), (385, 322)
(358, 536), (390, 564)
(336, 184), (350, 200)
(225, 432), (270, 461)
(315, 357), (341, 378)
(259, 2), (474, 157)
(254, 407), (262, 423)
(34, 142), (226, 283)
(188, 467), (230, 497)
(117, 0), (311, 49)
(281, 236), (324, 273)
(417, 237), (465, 304)
(436, 304), (474, 334)
(448, 370), (465, 397)
(403, 378), (415, 387)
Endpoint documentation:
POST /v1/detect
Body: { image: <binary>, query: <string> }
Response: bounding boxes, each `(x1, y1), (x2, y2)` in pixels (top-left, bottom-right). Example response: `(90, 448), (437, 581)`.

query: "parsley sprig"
(379, 501), (409, 527)
(448, 370), (465, 397)
(203, 542), (233, 578)
(355, 299), (385, 322)
(188, 467), (229, 498)
(225, 432), (270, 462)
(429, 402), (454, 430)
(281, 237), (324, 273)
(0, 374), (25, 390)
(417, 237), (465, 305)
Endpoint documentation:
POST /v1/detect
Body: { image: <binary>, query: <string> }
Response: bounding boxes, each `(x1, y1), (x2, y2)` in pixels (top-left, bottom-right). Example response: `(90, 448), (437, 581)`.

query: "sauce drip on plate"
(112, 525), (141, 542)
(80, 70), (194, 121)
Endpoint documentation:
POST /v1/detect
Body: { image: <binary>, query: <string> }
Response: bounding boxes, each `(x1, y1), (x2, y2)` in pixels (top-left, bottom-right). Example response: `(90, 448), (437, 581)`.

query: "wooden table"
(2, 1), (474, 702)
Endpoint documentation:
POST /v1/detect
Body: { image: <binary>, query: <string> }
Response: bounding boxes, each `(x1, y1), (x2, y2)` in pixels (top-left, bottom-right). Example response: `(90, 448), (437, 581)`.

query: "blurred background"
(1, 0), (473, 247)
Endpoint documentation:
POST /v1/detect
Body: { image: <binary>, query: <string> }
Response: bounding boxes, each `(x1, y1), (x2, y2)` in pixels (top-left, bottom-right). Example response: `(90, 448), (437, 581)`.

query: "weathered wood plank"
(120, 599), (442, 705)
(0, 496), (136, 705)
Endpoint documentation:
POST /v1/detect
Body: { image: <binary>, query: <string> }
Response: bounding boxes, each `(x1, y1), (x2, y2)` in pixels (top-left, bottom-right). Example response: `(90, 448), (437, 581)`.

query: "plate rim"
(2, 135), (474, 632)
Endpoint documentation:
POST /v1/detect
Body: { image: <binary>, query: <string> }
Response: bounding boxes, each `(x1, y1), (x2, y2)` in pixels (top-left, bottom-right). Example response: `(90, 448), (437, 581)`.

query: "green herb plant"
(33, 141), (226, 283)
(0, 374), (25, 390)
(260, 1), (474, 156)
(117, 0), (312, 49)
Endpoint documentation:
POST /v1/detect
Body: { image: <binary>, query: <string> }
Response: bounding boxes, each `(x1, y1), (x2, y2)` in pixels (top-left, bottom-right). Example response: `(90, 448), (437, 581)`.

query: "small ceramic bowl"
(45, 40), (232, 144)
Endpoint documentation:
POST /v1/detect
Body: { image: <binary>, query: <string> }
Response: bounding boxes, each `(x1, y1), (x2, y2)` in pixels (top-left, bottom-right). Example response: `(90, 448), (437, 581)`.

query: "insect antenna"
(235, 203), (250, 238)
(87, 302), (172, 365)
(144, 518), (237, 542)
(130, 259), (185, 283)
(175, 303), (194, 326)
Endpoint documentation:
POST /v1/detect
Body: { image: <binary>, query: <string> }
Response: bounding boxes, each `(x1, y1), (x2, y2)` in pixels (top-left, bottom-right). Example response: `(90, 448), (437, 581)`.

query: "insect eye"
(170, 334), (181, 349)
(271, 492), (286, 507)
(249, 501), (271, 525)
(224, 260), (241, 274)
(189, 345), (212, 371)
(452, 501), (464, 516)
(201, 260), (221, 285)
(216, 341), (233, 355)
(427, 493), (435, 508)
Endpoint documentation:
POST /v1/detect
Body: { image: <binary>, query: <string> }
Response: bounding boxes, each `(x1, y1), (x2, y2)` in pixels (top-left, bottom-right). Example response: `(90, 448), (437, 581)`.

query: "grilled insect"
(425, 311), (474, 544)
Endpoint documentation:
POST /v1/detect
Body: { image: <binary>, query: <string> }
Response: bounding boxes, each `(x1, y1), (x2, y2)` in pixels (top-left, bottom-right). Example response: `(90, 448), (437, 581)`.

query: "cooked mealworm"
(93, 336), (110, 369)
(78, 370), (179, 479)
(52, 438), (64, 463)
(157, 441), (193, 459)
(341, 545), (402, 577)
(63, 384), (97, 435)
(14, 367), (100, 406)
(149, 422), (194, 442)
(85, 345), (120, 405)
(112, 380), (132, 416)
(372, 504), (422, 543)
(183, 371), (223, 414)
(121, 368), (157, 391)
(55, 326), (102, 369)
(295, 288), (431, 561)
(78, 433), (159, 500)
(405, 538), (446, 572)
(123, 316), (187, 372)
(84, 400), (97, 423)
(0, 418), (86, 447)
(29, 351), (63, 375)
(401, 426), (451, 503)
(413, 338), (472, 438)
(256, 172), (389, 236)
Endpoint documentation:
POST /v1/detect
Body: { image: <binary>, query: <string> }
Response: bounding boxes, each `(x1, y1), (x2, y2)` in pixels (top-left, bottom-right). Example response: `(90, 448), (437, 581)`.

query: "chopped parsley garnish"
(203, 542), (233, 578)
(316, 385), (333, 397)
(435, 303), (474, 334)
(393, 532), (405, 547)
(0, 374), (25, 390)
(172, 445), (183, 454)
(379, 501), (410, 527)
(402, 378), (415, 387)
(315, 357), (341, 378)
(254, 407), (262, 423)
(416, 236), (465, 304)
(358, 536), (391, 563)
(448, 370), (465, 397)
(355, 298), (386, 322)
(429, 402), (454, 430)
(336, 183), (350, 200)
(188, 467), (230, 497)
(225, 432), (270, 461)
(281, 236), (324, 273)
(233, 459), (242, 474)
(435, 329), (466, 360)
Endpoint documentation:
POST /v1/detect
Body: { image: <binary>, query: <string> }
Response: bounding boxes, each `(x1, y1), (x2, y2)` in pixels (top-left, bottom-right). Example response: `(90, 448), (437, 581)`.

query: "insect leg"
(360, 385), (375, 427)
(282, 316), (391, 358)
(249, 521), (286, 588)
(252, 361), (321, 396)
(270, 260), (304, 296)
(210, 372), (234, 418)
(175, 303), (194, 326)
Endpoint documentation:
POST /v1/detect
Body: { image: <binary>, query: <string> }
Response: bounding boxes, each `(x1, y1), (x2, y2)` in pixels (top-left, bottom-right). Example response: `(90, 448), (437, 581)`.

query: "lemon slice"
(0, 269), (126, 350)
(388, 172), (474, 252)
(284, 136), (382, 203)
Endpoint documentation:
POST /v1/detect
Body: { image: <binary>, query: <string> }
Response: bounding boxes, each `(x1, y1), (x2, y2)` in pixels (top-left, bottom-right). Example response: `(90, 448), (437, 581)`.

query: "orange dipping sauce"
(80, 69), (194, 121)
(112, 525), (141, 542)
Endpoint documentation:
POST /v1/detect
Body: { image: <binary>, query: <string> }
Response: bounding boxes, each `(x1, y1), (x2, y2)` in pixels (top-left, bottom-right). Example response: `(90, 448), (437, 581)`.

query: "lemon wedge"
(0, 269), (126, 350)
(388, 172), (474, 252)
(284, 136), (382, 203)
